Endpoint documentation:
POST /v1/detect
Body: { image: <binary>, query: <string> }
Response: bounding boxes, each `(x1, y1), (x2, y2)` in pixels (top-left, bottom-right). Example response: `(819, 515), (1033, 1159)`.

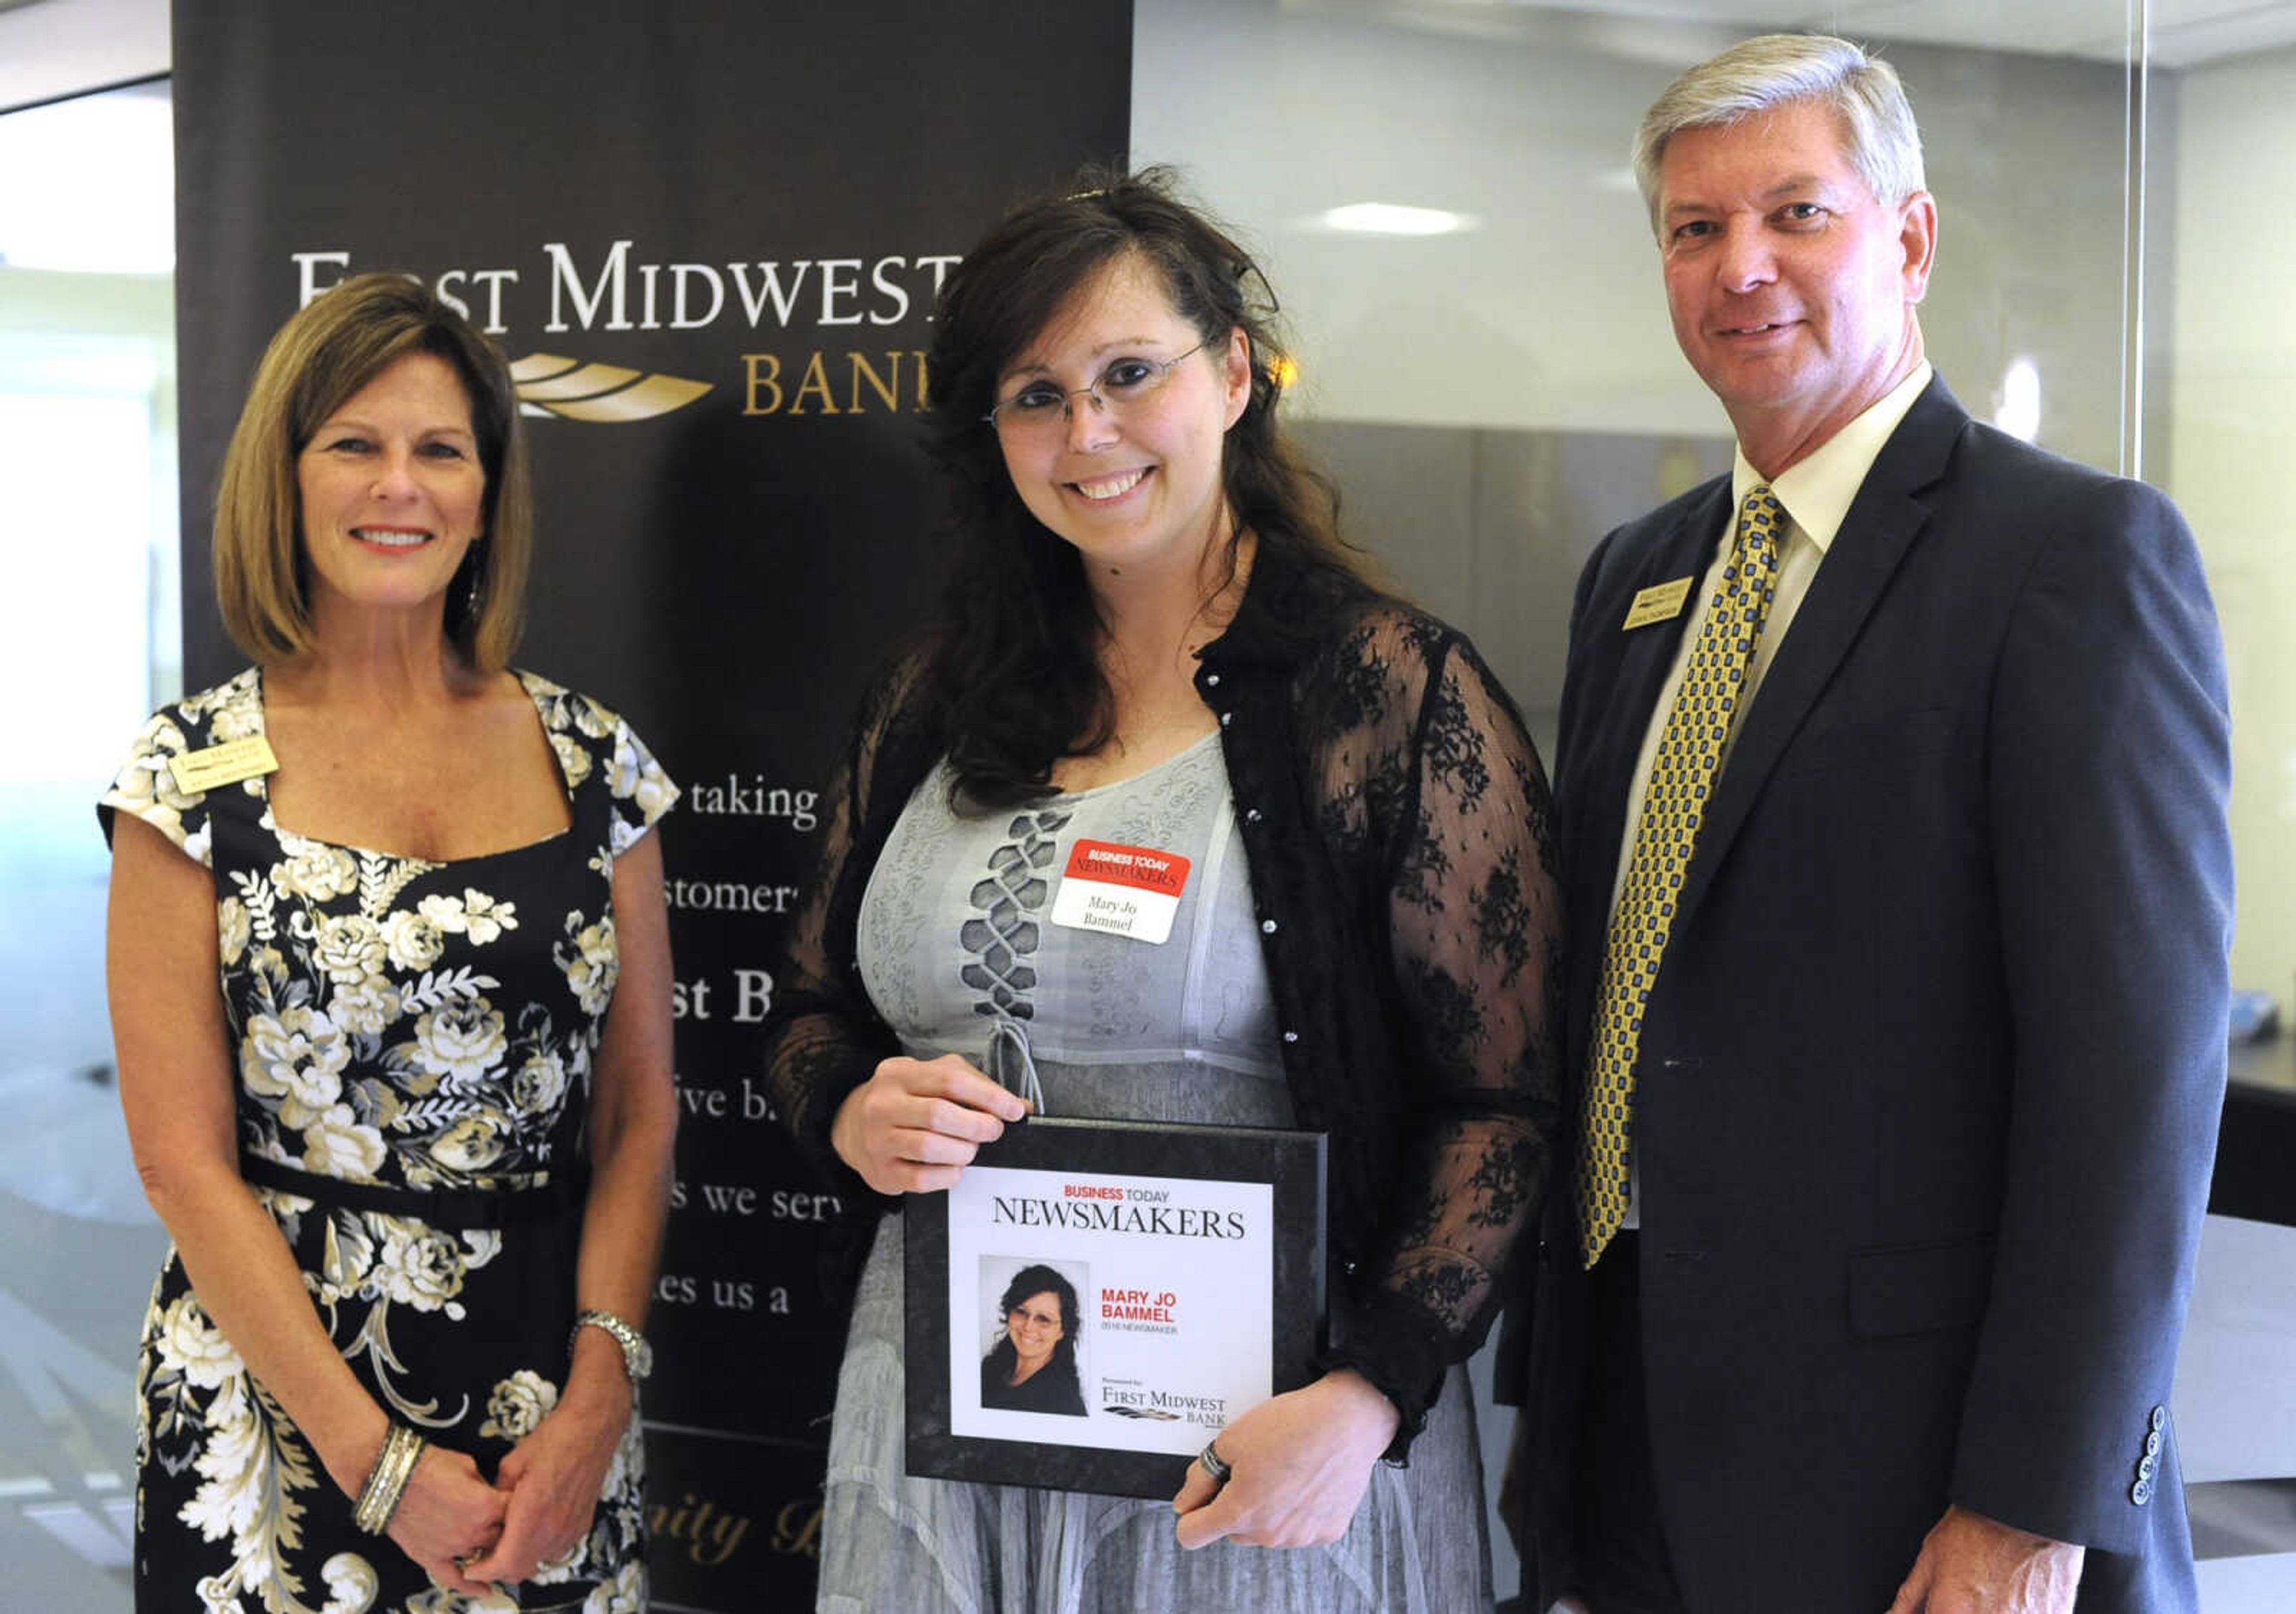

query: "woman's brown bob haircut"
(212, 273), (533, 670)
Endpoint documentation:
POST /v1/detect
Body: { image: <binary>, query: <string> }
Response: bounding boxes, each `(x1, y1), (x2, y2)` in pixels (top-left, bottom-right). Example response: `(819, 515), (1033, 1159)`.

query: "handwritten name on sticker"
(1048, 839), (1192, 944)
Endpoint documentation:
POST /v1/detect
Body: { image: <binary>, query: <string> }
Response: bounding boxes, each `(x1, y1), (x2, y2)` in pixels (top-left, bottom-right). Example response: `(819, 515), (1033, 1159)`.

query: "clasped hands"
(374, 1384), (628, 1597)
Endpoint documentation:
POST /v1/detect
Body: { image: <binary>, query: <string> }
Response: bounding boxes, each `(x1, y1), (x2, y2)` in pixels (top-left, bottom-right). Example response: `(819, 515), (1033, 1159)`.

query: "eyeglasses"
(984, 343), (1207, 438)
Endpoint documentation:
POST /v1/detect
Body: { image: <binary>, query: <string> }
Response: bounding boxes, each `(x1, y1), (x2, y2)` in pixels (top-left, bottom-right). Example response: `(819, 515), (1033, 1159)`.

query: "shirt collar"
(1730, 360), (1933, 554)
(1195, 535), (1368, 674)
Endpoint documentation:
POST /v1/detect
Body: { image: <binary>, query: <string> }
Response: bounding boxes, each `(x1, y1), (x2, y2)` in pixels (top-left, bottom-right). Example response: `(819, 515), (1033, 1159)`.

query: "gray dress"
(819, 736), (1492, 1613)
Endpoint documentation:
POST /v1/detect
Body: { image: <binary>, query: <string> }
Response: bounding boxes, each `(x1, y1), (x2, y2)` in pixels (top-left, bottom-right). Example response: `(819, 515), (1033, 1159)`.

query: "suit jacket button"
(2145, 1429), (2163, 1458)
(2150, 1405), (2168, 1433)
(2130, 1477), (2153, 1506)
(2138, 1453), (2158, 1480)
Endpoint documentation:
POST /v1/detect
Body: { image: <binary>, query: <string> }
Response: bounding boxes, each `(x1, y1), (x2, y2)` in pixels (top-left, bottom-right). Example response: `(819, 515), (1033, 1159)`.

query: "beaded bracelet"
(352, 1422), (427, 1535)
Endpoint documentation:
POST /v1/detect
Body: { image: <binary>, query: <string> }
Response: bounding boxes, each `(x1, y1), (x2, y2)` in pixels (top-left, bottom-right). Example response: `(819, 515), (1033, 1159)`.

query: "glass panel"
(2153, 8), (2296, 1598)
(2158, 19), (2296, 1032)
(0, 76), (177, 1613)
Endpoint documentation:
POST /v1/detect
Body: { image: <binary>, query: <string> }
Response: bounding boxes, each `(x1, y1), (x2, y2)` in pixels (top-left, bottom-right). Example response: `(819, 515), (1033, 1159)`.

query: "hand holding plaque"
(1170, 1368), (1400, 1549)
(831, 1053), (1028, 1194)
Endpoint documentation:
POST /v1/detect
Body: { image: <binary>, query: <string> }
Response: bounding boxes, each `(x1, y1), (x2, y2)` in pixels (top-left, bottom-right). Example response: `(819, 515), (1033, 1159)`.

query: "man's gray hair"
(1632, 33), (1925, 234)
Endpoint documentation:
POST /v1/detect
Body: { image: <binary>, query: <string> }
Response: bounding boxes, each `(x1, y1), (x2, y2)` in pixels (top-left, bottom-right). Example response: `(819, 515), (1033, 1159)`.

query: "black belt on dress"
(238, 1154), (588, 1230)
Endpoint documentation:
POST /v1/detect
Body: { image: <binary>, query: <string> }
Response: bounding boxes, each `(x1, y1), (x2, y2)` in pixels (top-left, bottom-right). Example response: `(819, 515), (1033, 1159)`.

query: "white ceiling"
(1291, 0), (2296, 68)
(5, 0), (2294, 117)
(0, 0), (166, 114)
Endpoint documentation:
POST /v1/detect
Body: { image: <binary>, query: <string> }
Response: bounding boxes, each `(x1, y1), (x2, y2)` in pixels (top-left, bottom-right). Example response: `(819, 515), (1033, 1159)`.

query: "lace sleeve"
(1324, 616), (1564, 1429)
(758, 659), (923, 1176)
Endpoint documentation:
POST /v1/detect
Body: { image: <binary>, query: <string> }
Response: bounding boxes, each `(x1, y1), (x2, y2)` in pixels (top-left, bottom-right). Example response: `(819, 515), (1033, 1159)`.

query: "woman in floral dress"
(100, 275), (676, 1613)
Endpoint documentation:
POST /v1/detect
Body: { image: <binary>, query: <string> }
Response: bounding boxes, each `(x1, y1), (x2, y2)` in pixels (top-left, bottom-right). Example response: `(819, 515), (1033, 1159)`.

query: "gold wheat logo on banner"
(509, 353), (712, 421)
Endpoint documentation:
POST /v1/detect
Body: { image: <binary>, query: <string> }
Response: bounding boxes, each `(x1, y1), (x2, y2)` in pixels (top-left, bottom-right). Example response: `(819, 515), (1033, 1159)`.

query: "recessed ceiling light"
(1315, 203), (1478, 237)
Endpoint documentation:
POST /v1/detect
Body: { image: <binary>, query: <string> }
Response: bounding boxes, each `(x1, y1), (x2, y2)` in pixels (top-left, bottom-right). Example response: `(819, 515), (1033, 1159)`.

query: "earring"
(460, 538), (486, 629)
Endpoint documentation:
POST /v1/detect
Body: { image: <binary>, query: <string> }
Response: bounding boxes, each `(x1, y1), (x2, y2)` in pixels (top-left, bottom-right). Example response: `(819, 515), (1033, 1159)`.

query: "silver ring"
(1198, 1439), (1232, 1484)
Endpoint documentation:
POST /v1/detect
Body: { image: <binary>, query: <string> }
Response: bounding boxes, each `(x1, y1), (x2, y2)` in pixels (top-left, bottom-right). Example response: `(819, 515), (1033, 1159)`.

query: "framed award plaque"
(903, 1115), (1327, 1499)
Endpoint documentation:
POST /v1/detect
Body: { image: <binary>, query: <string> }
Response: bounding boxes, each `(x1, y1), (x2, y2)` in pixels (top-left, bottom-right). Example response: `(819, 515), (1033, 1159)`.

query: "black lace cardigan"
(759, 544), (1564, 1454)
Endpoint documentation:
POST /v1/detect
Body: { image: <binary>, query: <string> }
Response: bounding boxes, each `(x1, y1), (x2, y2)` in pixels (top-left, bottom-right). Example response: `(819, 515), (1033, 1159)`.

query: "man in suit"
(1507, 33), (2233, 1614)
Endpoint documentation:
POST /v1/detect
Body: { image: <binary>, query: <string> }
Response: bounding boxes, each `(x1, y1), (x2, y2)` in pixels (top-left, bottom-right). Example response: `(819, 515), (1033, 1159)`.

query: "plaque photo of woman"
(979, 1260), (1089, 1417)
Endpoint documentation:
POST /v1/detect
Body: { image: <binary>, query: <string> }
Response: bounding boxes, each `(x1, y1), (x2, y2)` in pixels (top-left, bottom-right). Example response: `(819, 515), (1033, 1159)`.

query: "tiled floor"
(2, 788), (169, 1609)
(0, 1071), (165, 1612)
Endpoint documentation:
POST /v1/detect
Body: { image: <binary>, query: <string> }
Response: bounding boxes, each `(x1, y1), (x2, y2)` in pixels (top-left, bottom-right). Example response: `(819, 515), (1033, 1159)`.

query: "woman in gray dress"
(762, 168), (1564, 1612)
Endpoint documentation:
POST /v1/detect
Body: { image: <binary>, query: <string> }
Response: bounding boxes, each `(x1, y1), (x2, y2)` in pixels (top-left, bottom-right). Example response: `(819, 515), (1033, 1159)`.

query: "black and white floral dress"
(99, 668), (676, 1614)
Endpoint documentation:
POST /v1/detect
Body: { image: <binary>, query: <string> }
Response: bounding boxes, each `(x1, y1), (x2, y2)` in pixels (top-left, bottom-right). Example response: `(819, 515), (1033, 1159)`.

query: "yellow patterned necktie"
(1576, 484), (1787, 1267)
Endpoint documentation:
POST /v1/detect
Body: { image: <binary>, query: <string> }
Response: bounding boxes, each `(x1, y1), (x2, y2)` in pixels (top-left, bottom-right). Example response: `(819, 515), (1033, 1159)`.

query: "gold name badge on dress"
(167, 735), (281, 794)
(1046, 839), (1193, 944)
(1622, 577), (1695, 631)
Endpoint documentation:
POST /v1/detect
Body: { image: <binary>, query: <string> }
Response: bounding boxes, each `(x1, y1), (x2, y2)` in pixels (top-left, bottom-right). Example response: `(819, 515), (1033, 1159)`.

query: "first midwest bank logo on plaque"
(293, 239), (963, 420)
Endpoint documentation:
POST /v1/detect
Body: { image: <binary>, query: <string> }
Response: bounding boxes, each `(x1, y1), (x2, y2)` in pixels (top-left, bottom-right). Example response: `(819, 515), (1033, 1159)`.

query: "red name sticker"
(1048, 839), (1193, 943)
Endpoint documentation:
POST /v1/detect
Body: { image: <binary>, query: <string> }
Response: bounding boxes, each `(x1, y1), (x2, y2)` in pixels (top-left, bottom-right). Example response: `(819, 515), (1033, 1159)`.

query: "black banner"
(172, 4), (1132, 1604)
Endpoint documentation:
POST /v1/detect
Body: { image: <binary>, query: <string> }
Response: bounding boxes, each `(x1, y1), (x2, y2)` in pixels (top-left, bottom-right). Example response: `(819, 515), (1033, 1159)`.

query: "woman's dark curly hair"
(921, 166), (1368, 806)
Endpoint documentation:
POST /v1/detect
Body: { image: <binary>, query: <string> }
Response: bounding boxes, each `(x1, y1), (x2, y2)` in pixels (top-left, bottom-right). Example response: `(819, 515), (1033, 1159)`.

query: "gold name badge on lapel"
(1622, 577), (1694, 631)
(167, 735), (280, 795)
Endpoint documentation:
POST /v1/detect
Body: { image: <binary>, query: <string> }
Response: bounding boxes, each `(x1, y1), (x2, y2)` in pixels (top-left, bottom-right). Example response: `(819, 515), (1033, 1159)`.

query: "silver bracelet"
(569, 1307), (654, 1386)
